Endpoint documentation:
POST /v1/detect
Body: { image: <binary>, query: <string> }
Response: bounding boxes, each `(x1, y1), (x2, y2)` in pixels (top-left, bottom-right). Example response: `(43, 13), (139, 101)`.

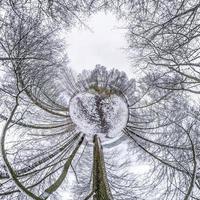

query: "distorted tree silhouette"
(0, 1), (200, 200)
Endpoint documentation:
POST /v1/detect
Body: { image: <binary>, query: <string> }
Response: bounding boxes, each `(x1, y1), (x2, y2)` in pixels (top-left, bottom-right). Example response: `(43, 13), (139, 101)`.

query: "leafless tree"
(125, 0), (200, 95)
(1, 1), (200, 200)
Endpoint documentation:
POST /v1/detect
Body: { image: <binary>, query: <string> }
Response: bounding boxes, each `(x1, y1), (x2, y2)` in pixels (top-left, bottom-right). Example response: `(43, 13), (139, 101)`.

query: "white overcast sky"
(63, 11), (133, 76)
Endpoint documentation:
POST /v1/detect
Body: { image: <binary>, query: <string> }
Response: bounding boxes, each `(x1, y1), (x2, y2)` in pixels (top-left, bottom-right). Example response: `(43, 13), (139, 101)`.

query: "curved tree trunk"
(39, 135), (85, 199)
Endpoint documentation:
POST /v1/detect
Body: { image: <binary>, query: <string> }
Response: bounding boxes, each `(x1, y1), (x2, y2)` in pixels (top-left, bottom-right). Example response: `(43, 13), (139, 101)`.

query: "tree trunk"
(92, 134), (113, 200)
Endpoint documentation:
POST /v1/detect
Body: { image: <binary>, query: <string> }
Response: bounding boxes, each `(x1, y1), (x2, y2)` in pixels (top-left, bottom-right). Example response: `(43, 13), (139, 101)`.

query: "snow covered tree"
(0, 1), (200, 200)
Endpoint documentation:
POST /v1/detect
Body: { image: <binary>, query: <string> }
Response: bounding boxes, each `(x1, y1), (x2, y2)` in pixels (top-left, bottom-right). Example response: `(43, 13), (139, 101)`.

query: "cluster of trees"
(0, 0), (200, 200)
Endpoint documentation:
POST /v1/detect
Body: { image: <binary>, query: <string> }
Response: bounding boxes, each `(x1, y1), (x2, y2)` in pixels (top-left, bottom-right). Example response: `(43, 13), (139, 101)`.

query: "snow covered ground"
(69, 92), (128, 143)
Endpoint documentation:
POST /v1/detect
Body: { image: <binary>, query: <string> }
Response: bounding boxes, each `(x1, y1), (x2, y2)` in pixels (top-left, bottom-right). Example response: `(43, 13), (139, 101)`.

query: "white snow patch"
(69, 92), (128, 142)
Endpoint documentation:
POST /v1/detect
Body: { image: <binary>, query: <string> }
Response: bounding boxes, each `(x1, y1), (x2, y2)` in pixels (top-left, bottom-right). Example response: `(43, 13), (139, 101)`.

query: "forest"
(0, 0), (200, 200)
